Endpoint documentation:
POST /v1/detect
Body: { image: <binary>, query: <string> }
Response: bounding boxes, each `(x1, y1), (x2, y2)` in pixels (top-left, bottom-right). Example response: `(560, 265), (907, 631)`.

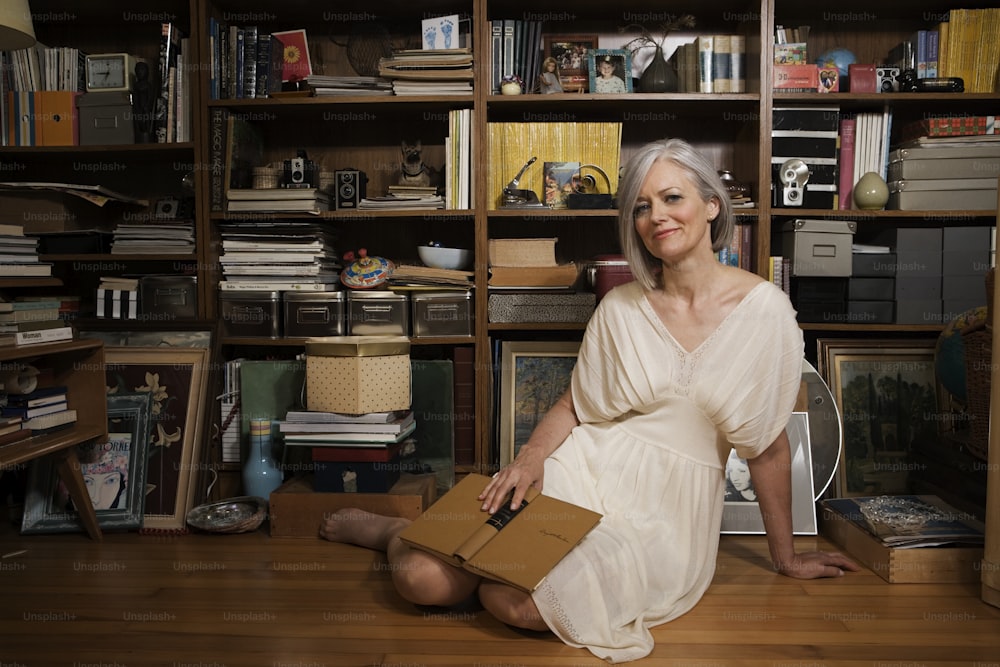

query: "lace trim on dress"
(540, 580), (580, 642)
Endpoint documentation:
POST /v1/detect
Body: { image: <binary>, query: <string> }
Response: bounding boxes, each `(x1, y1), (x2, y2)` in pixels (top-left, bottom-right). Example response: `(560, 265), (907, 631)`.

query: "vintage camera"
(779, 159), (810, 207)
(876, 66), (900, 92)
(282, 149), (318, 188)
(335, 169), (368, 210)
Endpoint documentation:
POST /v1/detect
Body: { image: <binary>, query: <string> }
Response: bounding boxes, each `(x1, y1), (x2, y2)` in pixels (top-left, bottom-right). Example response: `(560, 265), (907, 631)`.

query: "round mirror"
(802, 358), (842, 500)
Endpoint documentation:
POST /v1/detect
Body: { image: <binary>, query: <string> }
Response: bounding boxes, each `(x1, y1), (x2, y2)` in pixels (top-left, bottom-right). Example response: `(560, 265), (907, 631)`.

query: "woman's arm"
(478, 386), (578, 513)
(748, 429), (860, 579)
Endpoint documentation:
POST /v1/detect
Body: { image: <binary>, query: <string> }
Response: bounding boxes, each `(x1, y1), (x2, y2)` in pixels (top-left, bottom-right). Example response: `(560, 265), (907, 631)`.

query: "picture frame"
(542, 33), (598, 92)
(498, 341), (580, 465)
(104, 347), (212, 530)
(817, 338), (939, 497)
(588, 49), (632, 94)
(721, 412), (817, 535)
(272, 29), (312, 82)
(21, 393), (154, 534)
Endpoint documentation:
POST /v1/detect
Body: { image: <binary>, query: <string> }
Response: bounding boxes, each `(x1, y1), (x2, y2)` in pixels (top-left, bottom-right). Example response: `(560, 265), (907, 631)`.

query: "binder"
(5, 91), (79, 146)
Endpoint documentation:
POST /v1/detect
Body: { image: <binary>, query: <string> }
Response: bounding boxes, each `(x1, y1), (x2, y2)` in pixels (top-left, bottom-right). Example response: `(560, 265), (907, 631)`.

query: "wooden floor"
(1, 520), (999, 667)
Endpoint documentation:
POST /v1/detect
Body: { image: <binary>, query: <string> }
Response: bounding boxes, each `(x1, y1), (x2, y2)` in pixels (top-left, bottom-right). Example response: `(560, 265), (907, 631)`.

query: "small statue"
(538, 56), (563, 94)
(399, 140), (431, 187)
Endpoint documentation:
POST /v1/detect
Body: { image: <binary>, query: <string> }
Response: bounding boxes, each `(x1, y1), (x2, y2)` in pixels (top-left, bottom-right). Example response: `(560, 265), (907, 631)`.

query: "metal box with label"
(347, 290), (408, 336)
(284, 291), (345, 338)
(77, 91), (135, 145)
(140, 275), (197, 319)
(781, 219), (856, 277)
(220, 290), (281, 338)
(410, 291), (472, 338)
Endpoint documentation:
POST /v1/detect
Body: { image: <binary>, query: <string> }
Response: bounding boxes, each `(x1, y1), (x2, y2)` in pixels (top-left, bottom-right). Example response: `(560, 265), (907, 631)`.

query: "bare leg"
(321, 508), (480, 606)
(478, 580), (549, 632)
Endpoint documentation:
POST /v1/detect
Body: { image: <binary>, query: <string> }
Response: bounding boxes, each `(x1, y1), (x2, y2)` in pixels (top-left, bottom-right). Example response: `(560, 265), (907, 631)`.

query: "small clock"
(85, 53), (140, 93)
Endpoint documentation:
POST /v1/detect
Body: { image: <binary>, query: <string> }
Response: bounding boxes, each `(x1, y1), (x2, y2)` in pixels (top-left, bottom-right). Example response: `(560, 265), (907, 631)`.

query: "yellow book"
(937, 20), (949, 78)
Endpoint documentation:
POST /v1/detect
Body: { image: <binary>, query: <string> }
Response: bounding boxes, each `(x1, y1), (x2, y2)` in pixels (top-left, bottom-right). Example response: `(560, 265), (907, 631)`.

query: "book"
(820, 496), (984, 549)
(398, 473), (602, 592)
(279, 410), (415, 435)
(0, 263), (52, 277)
(3, 386), (67, 408)
(488, 263), (579, 288)
(14, 326), (73, 346)
(838, 115), (856, 210)
(2, 400), (68, 419)
(0, 308), (59, 323)
(284, 409), (408, 423)
(20, 408), (77, 434)
(227, 188), (328, 200)
(283, 421), (417, 446)
(155, 22), (184, 143)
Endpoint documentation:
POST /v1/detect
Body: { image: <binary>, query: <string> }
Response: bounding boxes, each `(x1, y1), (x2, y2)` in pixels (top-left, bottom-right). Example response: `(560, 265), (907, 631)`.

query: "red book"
(838, 116), (856, 210)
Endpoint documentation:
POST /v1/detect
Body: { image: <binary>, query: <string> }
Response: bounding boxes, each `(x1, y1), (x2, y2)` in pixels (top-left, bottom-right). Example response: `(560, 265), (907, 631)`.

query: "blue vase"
(243, 419), (282, 499)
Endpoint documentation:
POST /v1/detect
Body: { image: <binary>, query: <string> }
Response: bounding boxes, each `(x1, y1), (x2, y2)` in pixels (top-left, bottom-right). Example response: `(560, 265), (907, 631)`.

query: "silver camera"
(779, 159), (811, 207)
(877, 66), (900, 92)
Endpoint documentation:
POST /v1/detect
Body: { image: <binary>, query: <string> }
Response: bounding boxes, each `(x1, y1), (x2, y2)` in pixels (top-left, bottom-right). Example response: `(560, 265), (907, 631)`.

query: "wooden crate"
(820, 506), (983, 583)
(269, 473), (437, 538)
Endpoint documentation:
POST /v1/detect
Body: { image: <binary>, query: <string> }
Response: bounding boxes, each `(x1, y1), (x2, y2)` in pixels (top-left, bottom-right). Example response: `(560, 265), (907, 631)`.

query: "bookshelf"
(1, 0), (998, 483)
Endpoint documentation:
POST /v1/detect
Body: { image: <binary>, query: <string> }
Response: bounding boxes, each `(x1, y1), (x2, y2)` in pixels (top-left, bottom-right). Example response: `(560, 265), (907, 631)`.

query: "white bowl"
(418, 245), (471, 270)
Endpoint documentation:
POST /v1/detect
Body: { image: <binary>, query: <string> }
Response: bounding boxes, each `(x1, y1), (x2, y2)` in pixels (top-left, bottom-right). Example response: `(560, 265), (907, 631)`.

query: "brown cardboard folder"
(398, 473), (602, 592)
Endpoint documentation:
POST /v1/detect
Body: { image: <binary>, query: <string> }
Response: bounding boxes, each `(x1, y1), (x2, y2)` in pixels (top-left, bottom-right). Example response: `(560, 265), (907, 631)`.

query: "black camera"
(876, 66), (900, 92)
(282, 149), (318, 188)
(335, 169), (368, 210)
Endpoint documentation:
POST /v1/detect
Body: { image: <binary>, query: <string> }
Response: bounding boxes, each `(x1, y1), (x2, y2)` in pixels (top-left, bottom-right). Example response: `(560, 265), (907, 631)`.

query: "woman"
(322, 138), (857, 663)
(724, 449), (758, 502)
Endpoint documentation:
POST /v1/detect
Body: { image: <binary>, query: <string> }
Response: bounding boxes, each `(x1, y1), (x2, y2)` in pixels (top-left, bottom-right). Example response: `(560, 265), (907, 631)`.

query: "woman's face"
(727, 458), (752, 491)
(633, 159), (718, 264)
(85, 471), (123, 509)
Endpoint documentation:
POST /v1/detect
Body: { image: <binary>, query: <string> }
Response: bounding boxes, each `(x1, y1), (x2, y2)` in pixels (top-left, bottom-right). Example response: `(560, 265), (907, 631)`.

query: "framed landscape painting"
(818, 339), (939, 497)
(498, 341), (580, 465)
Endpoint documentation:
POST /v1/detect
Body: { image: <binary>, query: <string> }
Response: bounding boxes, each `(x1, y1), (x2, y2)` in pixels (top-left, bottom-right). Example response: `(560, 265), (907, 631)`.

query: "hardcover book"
(398, 473), (602, 592)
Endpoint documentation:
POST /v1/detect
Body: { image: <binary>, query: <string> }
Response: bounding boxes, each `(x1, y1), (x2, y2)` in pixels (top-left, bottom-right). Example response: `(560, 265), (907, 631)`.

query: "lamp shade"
(0, 0), (36, 51)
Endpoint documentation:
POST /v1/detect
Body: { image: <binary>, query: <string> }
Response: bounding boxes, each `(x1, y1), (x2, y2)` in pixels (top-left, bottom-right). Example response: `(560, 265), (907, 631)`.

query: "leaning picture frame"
(21, 393), (154, 534)
(498, 341), (580, 465)
(104, 347), (212, 530)
(721, 412), (817, 535)
(588, 49), (633, 94)
(541, 33), (598, 92)
(817, 338), (939, 497)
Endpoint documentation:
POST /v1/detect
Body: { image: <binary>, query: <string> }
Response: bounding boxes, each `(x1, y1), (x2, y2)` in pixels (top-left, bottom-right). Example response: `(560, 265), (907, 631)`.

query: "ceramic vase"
(638, 46), (678, 93)
(854, 171), (890, 210)
(243, 419), (282, 499)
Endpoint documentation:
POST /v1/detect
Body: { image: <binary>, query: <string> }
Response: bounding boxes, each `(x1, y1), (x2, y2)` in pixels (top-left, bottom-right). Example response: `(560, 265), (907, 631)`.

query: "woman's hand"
(774, 550), (860, 579)
(478, 445), (546, 514)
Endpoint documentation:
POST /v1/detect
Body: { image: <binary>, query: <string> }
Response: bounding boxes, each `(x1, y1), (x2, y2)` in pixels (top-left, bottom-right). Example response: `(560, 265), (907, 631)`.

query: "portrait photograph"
(588, 49), (632, 94)
(542, 34), (597, 92)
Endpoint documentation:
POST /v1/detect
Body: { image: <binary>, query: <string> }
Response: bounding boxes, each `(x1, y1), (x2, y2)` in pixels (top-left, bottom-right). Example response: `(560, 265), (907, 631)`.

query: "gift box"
(96, 288), (138, 319)
(305, 335), (411, 414)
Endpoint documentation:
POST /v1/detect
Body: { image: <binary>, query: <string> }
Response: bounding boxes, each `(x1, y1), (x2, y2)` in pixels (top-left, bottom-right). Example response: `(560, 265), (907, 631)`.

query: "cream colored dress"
(532, 279), (804, 663)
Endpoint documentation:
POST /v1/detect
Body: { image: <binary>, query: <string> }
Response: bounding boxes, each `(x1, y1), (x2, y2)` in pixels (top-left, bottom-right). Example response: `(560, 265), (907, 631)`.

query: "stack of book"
(0, 297), (72, 346)
(305, 75), (392, 97)
(1, 385), (77, 437)
(279, 409), (417, 493)
(388, 264), (475, 290)
(378, 48), (474, 96)
(358, 193), (444, 210)
(111, 221), (196, 255)
(0, 223), (49, 277)
(96, 276), (139, 320)
(218, 221), (340, 292)
(226, 188), (332, 214)
(488, 237), (578, 288)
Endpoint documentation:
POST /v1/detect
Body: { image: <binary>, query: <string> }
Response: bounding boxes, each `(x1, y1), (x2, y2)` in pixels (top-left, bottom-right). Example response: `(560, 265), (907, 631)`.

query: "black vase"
(638, 45), (678, 93)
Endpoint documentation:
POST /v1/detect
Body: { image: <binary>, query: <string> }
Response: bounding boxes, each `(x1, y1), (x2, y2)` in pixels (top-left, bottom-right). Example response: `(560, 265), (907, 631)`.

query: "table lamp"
(0, 0), (35, 51)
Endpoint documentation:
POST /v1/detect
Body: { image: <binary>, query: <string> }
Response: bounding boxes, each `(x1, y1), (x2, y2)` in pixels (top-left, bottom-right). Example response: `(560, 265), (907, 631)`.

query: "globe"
(935, 306), (988, 403)
(815, 48), (857, 78)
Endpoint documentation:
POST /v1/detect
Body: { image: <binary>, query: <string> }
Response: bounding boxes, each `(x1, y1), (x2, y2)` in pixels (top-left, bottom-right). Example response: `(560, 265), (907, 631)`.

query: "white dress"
(531, 279), (804, 663)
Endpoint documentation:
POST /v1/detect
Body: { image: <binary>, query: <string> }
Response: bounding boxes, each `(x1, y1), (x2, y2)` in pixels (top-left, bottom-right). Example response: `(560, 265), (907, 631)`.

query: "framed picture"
(104, 347), (212, 530)
(272, 29), (312, 82)
(542, 33), (598, 92)
(588, 49), (632, 94)
(22, 393), (154, 534)
(817, 338), (939, 497)
(498, 341), (580, 465)
(721, 412), (817, 535)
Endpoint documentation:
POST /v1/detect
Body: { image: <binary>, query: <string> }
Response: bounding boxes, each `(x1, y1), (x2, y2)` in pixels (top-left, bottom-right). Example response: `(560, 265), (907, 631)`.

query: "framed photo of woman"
(588, 49), (632, 94)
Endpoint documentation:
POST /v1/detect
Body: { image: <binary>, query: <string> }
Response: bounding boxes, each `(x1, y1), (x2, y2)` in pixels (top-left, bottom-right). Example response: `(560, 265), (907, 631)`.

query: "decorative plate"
(340, 249), (394, 289)
(186, 496), (267, 534)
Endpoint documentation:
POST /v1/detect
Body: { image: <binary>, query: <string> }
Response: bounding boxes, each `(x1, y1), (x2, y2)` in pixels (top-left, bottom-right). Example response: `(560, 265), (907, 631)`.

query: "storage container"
(219, 290), (281, 338)
(140, 275), (198, 319)
(585, 254), (635, 301)
(410, 291), (472, 337)
(305, 335), (411, 414)
(347, 290), (408, 336)
(488, 292), (596, 323)
(284, 291), (345, 338)
(781, 219), (856, 277)
(312, 442), (404, 493)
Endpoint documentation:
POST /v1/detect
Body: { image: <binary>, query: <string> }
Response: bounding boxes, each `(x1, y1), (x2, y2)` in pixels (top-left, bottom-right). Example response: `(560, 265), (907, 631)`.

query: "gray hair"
(617, 138), (734, 290)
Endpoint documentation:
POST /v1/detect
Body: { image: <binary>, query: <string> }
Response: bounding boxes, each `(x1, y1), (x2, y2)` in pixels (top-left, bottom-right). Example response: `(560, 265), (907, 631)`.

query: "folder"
(5, 91), (79, 146)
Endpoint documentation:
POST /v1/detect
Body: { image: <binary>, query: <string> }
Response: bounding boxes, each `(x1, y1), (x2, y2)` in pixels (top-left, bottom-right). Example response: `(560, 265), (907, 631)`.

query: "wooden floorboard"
(1, 524), (999, 667)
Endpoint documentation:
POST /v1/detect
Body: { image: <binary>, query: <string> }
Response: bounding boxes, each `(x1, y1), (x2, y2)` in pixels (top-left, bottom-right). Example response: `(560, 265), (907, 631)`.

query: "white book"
(218, 281), (337, 291)
(15, 326), (73, 346)
(284, 421), (417, 446)
(280, 411), (415, 435)
(21, 408), (77, 433)
(285, 409), (408, 423)
(697, 35), (714, 93)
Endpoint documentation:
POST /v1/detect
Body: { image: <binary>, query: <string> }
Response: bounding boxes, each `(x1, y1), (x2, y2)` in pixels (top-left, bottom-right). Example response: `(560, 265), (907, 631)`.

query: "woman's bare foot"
(319, 508), (411, 551)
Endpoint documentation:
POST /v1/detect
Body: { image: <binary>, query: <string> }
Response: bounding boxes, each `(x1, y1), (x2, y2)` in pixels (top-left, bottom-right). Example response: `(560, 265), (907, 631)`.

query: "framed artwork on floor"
(817, 338), (939, 497)
(721, 412), (817, 535)
(498, 341), (580, 465)
(22, 392), (154, 534)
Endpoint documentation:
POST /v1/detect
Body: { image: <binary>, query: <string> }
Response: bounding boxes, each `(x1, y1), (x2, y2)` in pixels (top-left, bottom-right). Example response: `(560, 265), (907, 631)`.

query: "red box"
(773, 64), (819, 92)
(848, 64), (878, 93)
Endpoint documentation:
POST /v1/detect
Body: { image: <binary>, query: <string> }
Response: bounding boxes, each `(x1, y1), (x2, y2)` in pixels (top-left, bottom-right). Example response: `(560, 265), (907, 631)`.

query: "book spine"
(14, 326), (73, 346)
(255, 32), (271, 97)
(242, 26), (258, 99)
(838, 116), (856, 210)
(491, 20), (502, 93)
(729, 35), (745, 93)
(209, 107), (227, 212)
(155, 22), (182, 143)
(697, 35), (714, 93)
(502, 20), (515, 79)
(234, 28), (245, 99)
(711, 35), (731, 93)
(927, 29), (939, 78)
(452, 345), (475, 466)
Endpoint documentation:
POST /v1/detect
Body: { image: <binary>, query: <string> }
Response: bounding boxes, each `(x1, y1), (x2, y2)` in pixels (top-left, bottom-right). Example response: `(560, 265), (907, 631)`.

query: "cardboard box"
(773, 64), (819, 92)
(305, 335), (411, 414)
(269, 473), (437, 538)
(848, 64), (878, 92)
(781, 219), (856, 277)
(820, 505), (983, 583)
